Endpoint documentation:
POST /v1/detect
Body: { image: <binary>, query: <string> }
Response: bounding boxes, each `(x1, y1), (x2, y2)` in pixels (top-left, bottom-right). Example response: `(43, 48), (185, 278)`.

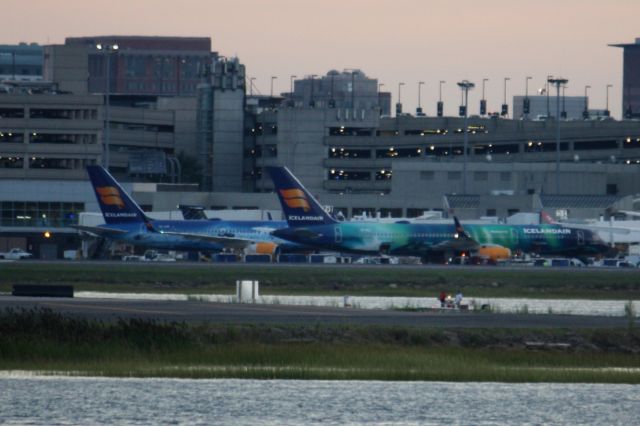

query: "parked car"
(142, 250), (176, 262)
(0, 248), (33, 260)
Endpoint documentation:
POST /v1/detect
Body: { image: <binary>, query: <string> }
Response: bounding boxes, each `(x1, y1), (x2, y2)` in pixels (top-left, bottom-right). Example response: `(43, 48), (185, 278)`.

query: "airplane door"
(335, 226), (342, 243)
(510, 228), (519, 246)
(577, 230), (585, 246)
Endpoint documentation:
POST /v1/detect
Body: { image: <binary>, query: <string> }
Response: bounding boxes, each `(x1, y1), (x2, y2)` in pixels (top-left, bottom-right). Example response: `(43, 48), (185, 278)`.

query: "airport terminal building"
(2, 35), (640, 257)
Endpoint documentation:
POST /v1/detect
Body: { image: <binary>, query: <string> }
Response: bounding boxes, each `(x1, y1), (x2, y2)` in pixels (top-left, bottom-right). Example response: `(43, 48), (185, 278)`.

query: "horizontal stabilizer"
(158, 230), (256, 249)
(72, 225), (129, 237)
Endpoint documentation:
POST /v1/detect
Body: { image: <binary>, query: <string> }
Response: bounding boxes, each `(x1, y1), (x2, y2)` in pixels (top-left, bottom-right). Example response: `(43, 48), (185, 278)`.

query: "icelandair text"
(523, 228), (571, 234)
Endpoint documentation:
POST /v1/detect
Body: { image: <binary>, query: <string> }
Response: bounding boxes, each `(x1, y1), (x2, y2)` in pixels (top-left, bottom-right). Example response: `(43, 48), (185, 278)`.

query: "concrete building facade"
(611, 37), (640, 118)
(197, 57), (246, 191)
(63, 36), (214, 97)
(0, 81), (182, 181)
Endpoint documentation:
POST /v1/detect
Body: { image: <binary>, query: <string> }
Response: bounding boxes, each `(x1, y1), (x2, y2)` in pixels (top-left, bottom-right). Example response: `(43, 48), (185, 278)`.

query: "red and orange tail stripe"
(279, 188), (311, 212)
(96, 186), (125, 209)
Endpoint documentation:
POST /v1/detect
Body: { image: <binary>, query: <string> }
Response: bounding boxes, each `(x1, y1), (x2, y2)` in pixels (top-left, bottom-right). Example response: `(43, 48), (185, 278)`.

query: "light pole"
(270, 76), (277, 97)
(583, 85), (591, 119)
(350, 71), (357, 109)
(605, 84), (612, 117)
(437, 80), (445, 117)
(480, 78), (488, 115)
(501, 77), (510, 117)
(396, 82), (405, 115)
(249, 77), (256, 96)
(548, 77), (569, 194)
(96, 43), (119, 170)
(546, 75), (552, 118)
(289, 75), (296, 107)
(457, 80), (475, 193)
(308, 74), (317, 107)
(524, 76), (532, 119)
(417, 81), (425, 116)
(290, 75), (296, 95)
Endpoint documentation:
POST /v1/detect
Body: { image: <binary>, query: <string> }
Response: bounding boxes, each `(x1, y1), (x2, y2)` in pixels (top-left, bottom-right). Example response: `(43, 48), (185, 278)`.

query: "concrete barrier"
(12, 285), (74, 298)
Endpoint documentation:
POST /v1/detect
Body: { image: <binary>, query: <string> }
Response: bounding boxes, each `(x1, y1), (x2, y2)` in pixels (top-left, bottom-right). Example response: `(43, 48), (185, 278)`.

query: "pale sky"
(3, 0), (639, 118)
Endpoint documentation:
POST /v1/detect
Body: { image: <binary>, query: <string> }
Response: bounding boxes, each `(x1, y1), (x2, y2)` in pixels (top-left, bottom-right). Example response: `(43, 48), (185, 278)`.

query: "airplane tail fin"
(266, 166), (337, 227)
(86, 165), (151, 226)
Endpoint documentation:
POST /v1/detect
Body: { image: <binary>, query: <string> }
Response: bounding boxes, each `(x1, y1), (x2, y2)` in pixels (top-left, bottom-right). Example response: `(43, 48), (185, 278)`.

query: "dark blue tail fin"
(266, 166), (336, 227)
(454, 216), (471, 239)
(87, 165), (149, 225)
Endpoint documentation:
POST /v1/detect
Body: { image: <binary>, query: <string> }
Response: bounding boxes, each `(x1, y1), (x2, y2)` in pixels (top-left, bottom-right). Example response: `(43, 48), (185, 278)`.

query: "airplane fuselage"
(272, 222), (609, 257)
(98, 219), (297, 252)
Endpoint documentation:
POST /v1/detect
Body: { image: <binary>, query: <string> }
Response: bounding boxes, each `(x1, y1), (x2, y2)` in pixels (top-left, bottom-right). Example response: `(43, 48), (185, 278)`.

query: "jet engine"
(476, 244), (511, 262)
(245, 242), (280, 256)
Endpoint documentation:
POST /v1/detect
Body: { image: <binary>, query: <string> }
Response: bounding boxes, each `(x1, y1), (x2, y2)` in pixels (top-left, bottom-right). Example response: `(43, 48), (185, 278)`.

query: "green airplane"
(267, 166), (609, 262)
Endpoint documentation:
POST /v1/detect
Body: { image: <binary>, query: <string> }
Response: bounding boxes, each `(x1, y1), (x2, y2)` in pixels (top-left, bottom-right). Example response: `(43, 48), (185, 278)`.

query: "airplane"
(266, 166), (610, 262)
(75, 165), (303, 256)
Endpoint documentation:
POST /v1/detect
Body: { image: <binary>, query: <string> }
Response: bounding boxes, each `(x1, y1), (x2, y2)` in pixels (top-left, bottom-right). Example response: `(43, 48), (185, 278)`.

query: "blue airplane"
(266, 166), (609, 262)
(76, 165), (301, 255)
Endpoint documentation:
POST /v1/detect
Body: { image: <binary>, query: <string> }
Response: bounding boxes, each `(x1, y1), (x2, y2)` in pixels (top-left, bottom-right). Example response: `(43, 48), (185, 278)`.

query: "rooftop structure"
(0, 43), (43, 82)
(51, 36), (215, 96)
(610, 37), (640, 118)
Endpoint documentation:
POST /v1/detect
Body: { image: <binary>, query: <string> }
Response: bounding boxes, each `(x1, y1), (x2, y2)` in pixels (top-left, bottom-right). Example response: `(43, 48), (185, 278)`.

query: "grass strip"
(1, 308), (639, 382)
(1, 263), (640, 299)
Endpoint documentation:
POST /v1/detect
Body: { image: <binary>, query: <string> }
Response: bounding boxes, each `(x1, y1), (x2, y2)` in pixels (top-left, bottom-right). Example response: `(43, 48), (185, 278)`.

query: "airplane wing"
(158, 230), (257, 249)
(430, 216), (481, 252)
(429, 236), (479, 252)
(72, 225), (129, 237)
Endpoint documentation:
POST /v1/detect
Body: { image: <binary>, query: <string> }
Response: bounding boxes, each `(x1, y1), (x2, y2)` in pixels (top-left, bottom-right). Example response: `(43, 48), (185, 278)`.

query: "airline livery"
(266, 166), (609, 262)
(77, 165), (303, 255)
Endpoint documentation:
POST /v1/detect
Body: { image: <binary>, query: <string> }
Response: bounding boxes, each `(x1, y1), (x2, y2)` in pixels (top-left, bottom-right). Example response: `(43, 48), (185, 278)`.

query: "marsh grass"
(2, 309), (640, 383)
(2, 263), (640, 299)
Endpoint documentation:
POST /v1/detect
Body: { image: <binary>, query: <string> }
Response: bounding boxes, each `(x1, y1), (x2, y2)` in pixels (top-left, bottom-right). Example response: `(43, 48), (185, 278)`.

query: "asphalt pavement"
(0, 295), (631, 329)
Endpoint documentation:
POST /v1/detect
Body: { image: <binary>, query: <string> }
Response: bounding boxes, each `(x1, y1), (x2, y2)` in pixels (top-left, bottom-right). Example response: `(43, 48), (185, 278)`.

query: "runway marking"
(41, 301), (184, 316)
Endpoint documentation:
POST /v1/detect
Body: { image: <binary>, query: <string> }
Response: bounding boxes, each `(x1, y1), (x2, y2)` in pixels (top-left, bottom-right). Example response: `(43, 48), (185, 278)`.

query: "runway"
(0, 295), (631, 329)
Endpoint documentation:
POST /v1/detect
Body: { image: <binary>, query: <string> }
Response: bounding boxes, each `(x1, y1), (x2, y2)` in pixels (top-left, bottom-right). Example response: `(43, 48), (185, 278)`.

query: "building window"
(352, 207), (376, 217)
(420, 171), (434, 180)
(447, 171), (461, 180)
(375, 170), (392, 180)
(380, 208), (402, 218)
(28, 157), (74, 169)
(125, 55), (147, 78)
(329, 147), (371, 158)
(0, 156), (23, 168)
(0, 131), (22, 143)
(407, 208), (433, 218)
(0, 201), (83, 227)
(474, 171), (488, 181)
(329, 170), (371, 181)
(500, 172), (511, 182)
(486, 209), (497, 217)
(0, 108), (24, 118)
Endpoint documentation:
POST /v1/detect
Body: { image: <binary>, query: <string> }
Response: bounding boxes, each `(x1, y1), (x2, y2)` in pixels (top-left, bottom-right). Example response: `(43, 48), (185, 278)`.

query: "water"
(76, 291), (640, 317)
(0, 374), (638, 425)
